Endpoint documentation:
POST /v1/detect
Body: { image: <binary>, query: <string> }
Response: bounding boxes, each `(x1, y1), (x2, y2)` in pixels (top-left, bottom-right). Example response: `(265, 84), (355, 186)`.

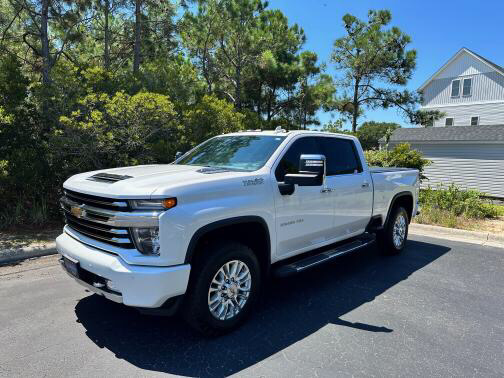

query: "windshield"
(176, 135), (286, 171)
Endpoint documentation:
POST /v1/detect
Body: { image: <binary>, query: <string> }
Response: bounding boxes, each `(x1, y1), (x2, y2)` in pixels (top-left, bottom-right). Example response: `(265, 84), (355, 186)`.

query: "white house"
(419, 47), (504, 126)
(382, 48), (504, 198)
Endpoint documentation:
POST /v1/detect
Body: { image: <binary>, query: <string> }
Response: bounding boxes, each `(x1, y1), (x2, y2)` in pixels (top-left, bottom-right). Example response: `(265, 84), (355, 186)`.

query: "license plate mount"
(63, 256), (79, 278)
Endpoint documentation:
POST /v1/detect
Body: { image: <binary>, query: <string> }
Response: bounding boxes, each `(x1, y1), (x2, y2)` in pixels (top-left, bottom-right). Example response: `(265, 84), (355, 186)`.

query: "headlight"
(129, 198), (177, 210)
(131, 227), (160, 255)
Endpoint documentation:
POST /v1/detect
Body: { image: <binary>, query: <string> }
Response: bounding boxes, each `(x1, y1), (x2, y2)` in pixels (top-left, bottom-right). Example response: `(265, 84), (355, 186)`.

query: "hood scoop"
(87, 172), (133, 183)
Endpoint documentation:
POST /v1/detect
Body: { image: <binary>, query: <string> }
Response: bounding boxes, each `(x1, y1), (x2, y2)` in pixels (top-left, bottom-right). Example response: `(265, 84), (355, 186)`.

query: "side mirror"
(284, 154), (326, 187)
(174, 151), (183, 160)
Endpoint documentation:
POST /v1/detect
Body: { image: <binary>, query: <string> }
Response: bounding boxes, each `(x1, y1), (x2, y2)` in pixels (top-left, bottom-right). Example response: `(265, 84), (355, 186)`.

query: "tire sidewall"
(387, 206), (409, 253)
(186, 242), (261, 334)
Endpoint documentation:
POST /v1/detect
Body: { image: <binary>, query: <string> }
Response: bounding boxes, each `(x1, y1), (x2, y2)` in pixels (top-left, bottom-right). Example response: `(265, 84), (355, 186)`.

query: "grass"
(414, 205), (504, 233)
(494, 204), (504, 217)
(415, 184), (504, 232)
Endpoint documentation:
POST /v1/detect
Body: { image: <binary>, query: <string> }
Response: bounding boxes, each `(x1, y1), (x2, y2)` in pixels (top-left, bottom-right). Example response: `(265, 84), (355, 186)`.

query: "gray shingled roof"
(382, 125), (504, 143)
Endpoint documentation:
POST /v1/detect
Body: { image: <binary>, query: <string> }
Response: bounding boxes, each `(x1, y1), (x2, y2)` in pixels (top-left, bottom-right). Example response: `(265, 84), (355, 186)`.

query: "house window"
(445, 118), (454, 126)
(451, 80), (460, 97)
(471, 116), (479, 126)
(463, 78), (472, 96)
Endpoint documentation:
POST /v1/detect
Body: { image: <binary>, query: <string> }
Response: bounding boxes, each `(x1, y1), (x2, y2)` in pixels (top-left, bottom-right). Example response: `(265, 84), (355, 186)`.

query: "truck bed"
(369, 167), (419, 223)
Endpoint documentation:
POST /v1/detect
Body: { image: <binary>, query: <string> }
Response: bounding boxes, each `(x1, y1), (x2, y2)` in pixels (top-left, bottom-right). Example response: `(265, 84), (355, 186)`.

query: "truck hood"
(63, 164), (246, 198)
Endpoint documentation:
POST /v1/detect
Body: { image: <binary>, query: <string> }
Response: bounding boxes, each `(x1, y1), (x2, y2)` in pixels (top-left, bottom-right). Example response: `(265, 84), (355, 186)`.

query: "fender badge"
(243, 178), (264, 186)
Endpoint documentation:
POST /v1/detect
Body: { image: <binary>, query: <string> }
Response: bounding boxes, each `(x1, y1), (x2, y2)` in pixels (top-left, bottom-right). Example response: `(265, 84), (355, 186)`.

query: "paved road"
(1, 235), (503, 377)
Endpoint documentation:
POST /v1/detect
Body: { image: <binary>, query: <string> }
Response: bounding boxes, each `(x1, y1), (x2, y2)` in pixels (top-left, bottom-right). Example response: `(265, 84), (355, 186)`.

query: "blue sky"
(269, 0), (504, 129)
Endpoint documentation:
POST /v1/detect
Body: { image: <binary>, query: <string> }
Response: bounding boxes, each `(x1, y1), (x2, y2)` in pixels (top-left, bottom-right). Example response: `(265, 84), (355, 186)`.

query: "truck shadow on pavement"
(75, 239), (450, 377)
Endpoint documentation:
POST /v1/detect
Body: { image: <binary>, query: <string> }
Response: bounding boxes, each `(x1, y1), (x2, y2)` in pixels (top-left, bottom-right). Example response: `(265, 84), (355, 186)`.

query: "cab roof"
(222, 129), (355, 139)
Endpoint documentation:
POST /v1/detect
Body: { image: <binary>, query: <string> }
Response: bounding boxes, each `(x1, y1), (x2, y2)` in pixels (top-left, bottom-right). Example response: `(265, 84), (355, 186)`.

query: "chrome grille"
(64, 189), (129, 211)
(61, 191), (135, 249)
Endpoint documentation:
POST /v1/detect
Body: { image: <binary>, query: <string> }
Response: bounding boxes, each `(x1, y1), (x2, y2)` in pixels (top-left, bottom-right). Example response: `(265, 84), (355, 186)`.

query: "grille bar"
(60, 196), (160, 227)
(66, 220), (133, 247)
(64, 189), (128, 210)
(65, 213), (129, 235)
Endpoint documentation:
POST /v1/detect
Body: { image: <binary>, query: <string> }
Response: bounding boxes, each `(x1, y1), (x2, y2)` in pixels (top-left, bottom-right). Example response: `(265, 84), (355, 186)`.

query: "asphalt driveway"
(0, 235), (503, 377)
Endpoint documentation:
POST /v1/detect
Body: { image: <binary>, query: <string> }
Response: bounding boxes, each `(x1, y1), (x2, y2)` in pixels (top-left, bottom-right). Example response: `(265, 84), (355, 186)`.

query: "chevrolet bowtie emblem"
(70, 206), (85, 218)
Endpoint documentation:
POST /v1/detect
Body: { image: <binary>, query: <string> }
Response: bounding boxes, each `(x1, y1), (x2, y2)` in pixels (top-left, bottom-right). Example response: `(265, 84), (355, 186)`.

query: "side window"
(320, 137), (362, 176)
(275, 137), (321, 181)
(451, 79), (460, 97)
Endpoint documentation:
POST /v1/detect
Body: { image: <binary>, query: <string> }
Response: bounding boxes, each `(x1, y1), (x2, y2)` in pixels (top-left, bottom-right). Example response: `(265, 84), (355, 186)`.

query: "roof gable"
(418, 48), (504, 91)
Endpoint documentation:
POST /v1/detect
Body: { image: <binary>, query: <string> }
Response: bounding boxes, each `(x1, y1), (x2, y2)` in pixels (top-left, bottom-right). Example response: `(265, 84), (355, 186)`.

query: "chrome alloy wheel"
(208, 260), (252, 321)
(393, 214), (407, 248)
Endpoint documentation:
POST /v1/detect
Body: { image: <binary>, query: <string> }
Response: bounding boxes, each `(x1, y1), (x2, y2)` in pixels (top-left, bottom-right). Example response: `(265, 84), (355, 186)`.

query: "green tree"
(183, 94), (245, 146)
(356, 121), (400, 150)
(244, 9), (305, 124)
(0, 55), (29, 112)
(180, 0), (222, 93)
(290, 51), (335, 129)
(59, 91), (179, 168)
(182, 0), (270, 109)
(331, 10), (442, 132)
(4, 0), (92, 84)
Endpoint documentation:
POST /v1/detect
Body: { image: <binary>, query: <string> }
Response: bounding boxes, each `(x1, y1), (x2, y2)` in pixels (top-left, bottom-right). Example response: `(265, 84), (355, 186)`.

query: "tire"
(377, 206), (409, 255)
(183, 241), (261, 337)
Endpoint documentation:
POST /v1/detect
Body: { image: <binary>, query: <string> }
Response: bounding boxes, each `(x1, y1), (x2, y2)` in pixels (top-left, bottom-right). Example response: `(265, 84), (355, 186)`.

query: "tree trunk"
(256, 82), (262, 117)
(104, 0), (110, 70)
(235, 64), (242, 110)
(133, 0), (142, 74)
(40, 0), (51, 84)
(351, 78), (360, 133)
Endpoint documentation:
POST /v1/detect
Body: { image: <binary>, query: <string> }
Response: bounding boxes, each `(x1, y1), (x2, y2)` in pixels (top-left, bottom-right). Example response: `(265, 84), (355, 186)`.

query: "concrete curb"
(0, 242), (57, 266)
(410, 223), (504, 248)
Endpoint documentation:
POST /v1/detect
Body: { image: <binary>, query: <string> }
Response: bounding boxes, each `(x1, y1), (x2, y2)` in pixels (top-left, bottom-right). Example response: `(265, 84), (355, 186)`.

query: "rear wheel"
(183, 241), (261, 336)
(378, 206), (409, 255)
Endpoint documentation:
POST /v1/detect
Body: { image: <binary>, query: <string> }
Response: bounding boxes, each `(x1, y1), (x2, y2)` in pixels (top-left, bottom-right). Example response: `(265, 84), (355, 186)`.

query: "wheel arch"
(185, 216), (271, 276)
(384, 191), (414, 228)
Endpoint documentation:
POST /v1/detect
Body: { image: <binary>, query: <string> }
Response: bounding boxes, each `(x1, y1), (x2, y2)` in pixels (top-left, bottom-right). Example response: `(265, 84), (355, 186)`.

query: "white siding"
(388, 143), (504, 198)
(423, 72), (504, 106)
(436, 52), (493, 79)
(424, 102), (504, 127)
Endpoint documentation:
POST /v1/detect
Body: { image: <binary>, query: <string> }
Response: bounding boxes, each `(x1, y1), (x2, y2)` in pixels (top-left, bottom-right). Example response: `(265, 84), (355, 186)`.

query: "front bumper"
(56, 233), (191, 308)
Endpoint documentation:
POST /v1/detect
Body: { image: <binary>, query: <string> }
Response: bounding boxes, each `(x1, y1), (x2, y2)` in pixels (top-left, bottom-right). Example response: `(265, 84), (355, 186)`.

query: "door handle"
(361, 182), (370, 188)
(321, 187), (333, 193)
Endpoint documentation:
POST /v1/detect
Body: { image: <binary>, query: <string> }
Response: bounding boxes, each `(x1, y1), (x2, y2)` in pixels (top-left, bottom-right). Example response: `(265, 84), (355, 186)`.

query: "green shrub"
(356, 121), (400, 150)
(364, 143), (431, 180)
(419, 183), (498, 219)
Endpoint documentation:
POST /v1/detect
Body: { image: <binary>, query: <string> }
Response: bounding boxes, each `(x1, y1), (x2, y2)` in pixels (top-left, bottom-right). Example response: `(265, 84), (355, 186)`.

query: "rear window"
(319, 137), (362, 175)
(275, 136), (362, 181)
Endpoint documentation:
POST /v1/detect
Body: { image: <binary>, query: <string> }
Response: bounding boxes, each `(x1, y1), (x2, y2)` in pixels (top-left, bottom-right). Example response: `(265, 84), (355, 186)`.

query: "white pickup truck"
(57, 130), (419, 335)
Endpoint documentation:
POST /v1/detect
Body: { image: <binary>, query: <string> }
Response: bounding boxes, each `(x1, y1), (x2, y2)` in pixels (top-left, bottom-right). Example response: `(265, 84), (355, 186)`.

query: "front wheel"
(183, 241), (261, 336)
(378, 206), (409, 255)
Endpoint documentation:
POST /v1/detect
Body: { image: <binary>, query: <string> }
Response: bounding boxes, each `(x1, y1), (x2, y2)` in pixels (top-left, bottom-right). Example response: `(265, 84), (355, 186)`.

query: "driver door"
(273, 136), (337, 258)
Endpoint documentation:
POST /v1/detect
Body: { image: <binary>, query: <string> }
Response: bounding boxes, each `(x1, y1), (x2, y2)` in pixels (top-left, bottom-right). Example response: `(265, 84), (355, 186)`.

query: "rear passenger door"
(273, 136), (337, 257)
(319, 137), (373, 238)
